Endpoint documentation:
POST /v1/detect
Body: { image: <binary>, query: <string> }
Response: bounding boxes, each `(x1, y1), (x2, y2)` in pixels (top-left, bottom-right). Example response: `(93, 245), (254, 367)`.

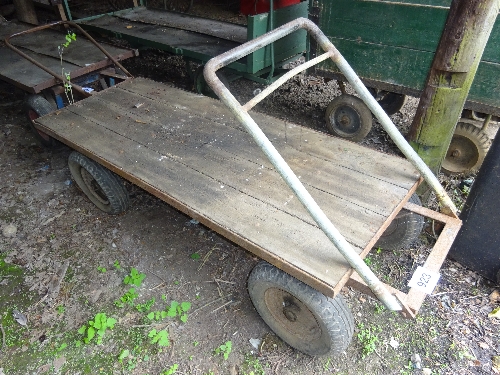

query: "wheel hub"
(264, 288), (322, 341)
(80, 168), (109, 205)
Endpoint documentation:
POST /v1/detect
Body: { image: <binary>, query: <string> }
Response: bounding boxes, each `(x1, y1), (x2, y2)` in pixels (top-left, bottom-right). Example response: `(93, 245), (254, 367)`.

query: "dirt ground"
(1, 2), (500, 375)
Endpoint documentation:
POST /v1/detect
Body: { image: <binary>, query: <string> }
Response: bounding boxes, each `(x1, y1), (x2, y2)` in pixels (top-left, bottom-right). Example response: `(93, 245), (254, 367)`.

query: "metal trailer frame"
(4, 21), (135, 104)
(10, 19), (463, 319)
(204, 17), (462, 317)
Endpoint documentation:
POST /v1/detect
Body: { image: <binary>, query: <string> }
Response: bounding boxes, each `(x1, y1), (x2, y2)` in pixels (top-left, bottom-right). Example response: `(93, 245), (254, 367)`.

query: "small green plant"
(376, 247), (382, 254)
(56, 343), (67, 352)
(161, 364), (179, 375)
(357, 323), (380, 358)
(166, 301), (191, 323)
(148, 329), (170, 347)
(49, 233), (56, 240)
(115, 288), (139, 307)
(124, 267), (146, 287)
(97, 266), (107, 273)
(190, 252), (200, 260)
(363, 256), (372, 266)
(193, 341), (199, 347)
(118, 349), (138, 370)
(241, 354), (265, 375)
(77, 312), (117, 345)
(374, 303), (386, 314)
(113, 260), (121, 270)
(56, 305), (65, 314)
(136, 297), (155, 313)
(58, 31), (77, 105)
(214, 341), (232, 360)
(146, 310), (167, 321)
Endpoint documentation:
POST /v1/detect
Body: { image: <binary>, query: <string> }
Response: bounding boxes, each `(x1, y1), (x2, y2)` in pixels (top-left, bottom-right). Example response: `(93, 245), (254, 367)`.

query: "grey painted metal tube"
(204, 17), (453, 311)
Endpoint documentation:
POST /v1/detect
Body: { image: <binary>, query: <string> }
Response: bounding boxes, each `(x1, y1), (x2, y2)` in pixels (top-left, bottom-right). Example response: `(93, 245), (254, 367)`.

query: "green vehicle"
(312, 0), (499, 174)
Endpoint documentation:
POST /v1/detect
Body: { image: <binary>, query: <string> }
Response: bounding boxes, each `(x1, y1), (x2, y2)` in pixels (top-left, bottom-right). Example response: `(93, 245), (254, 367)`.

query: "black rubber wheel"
(367, 88), (407, 116)
(325, 94), (372, 142)
(375, 193), (424, 250)
(193, 65), (229, 98)
(248, 261), (354, 356)
(24, 95), (57, 147)
(68, 151), (130, 214)
(441, 122), (490, 175)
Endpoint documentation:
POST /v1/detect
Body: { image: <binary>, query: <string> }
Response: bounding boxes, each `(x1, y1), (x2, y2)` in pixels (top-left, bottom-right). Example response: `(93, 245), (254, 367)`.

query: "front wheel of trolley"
(325, 94), (372, 143)
(248, 261), (354, 356)
(68, 151), (130, 214)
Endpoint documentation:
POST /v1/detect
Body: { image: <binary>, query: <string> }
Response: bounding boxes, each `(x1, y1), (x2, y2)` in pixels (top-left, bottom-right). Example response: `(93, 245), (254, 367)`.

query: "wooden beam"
(407, 0), (500, 184)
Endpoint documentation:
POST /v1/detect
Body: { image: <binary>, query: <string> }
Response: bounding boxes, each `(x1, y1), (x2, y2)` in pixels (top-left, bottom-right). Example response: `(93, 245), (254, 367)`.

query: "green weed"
(357, 323), (380, 358)
(77, 312), (117, 345)
(124, 268), (146, 287)
(148, 329), (170, 347)
(97, 266), (106, 273)
(115, 288), (139, 307)
(136, 297), (156, 313)
(161, 364), (179, 375)
(56, 305), (65, 314)
(241, 354), (265, 375)
(166, 301), (191, 323)
(214, 341), (232, 360)
(113, 260), (121, 270)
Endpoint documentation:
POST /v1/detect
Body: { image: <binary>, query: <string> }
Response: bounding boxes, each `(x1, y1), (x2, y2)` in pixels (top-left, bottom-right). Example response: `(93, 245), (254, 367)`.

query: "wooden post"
(407, 0), (500, 182)
(13, 0), (38, 25)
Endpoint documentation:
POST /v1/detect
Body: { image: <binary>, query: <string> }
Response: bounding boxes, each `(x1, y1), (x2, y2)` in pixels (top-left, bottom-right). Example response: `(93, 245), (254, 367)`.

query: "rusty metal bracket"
(4, 21), (134, 98)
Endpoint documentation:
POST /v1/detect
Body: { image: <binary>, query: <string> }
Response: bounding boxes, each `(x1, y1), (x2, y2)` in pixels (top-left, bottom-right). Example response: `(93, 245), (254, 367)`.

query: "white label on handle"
(408, 266), (441, 294)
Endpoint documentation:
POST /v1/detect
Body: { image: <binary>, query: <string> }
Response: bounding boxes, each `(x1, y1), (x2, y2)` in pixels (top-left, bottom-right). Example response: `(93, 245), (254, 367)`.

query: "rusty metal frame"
(204, 17), (462, 317)
(347, 200), (462, 318)
(4, 21), (134, 97)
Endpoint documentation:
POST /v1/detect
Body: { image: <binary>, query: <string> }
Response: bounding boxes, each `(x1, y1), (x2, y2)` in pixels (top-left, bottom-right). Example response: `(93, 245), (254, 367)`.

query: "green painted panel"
(246, 1), (308, 73)
(320, 39), (500, 109)
(319, 0), (448, 53)
(317, 0), (500, 110)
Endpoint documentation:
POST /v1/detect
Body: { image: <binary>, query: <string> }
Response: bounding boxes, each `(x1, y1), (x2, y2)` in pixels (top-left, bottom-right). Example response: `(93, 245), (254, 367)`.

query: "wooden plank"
(59, 87), (410, 248)
(36, 102), (362, 295)
(114, 7), (247, 43)
(34, 78), (421, 295)
(119, 78), (420, 189)
(80, 14), (239, 58)
(0, 46), (79, 92)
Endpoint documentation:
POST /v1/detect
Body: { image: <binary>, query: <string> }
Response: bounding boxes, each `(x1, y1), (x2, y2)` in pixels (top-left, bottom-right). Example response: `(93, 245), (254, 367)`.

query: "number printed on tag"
(408, 266), (441, 294)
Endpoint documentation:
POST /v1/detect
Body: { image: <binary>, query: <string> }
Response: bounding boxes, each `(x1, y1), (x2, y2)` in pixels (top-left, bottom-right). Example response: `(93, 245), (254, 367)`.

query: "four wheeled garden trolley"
(28, 19), (461, 355)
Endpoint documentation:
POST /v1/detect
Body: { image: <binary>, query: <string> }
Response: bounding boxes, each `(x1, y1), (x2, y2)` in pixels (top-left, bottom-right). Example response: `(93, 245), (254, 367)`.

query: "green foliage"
(363, 256), (372, 266)
(78, 312), (117, 345)
(136, 297), (156, 313)
(241, 354), (265, 375)
(148, 329), (170, 347)
(161, 364), (179, 375)
(374, 303), (386, 314)
(113, 260), (121, 270)
(56, 305), (65, 314)
(118, 349), (138, 371)
(97, 266), (107, 273)
(62, 32), (76, 48)
(56, 343), (67, 352)
(190, 253), (200, 260)
(214, 341), (232, 360)
(118, 349), (130, 362)
(124, 268), (146, 287)
(115, 288), (139, 308)
(146, 310), (167, 321)
(357, 323), (380, 358)
(166, 301), (191, 323)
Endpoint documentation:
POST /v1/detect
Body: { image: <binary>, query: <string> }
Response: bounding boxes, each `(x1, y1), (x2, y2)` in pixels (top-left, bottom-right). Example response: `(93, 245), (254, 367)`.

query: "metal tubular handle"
(5, 21), (134, 98)
(204, 17), (457, 311)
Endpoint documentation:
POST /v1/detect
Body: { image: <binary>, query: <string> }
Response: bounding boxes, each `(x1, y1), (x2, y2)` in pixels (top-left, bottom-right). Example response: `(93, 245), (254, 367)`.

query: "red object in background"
(240, 0), (301, 15)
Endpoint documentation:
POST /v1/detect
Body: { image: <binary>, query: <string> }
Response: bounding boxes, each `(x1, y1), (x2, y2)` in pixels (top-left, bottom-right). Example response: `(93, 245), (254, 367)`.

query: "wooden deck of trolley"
(35, 77), (421, 297)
